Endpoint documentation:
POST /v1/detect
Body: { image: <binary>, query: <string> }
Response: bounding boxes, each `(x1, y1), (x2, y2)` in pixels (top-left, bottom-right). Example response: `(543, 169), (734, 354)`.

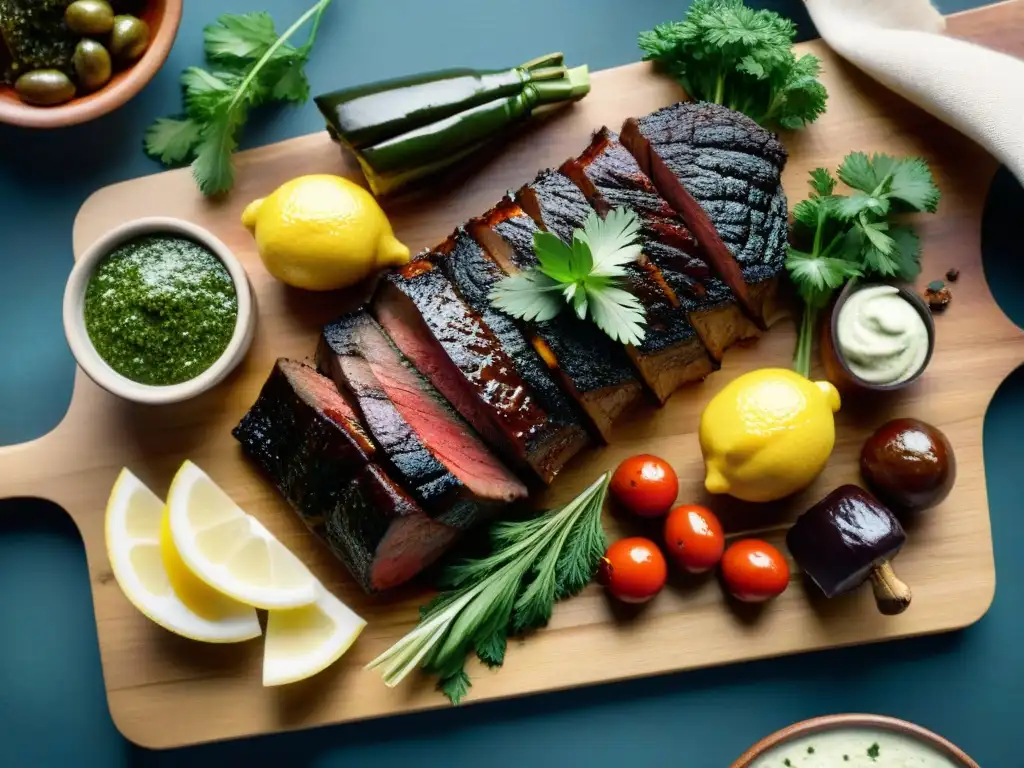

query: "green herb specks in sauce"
(84, 235), (238, 386)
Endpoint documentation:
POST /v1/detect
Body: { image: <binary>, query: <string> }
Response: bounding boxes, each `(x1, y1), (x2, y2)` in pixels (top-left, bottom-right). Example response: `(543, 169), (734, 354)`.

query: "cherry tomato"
(599, 537), (668, 603)
(720, 539), (790, 602)
(610, 454), (679, 518)
(664, 505), (725, 573)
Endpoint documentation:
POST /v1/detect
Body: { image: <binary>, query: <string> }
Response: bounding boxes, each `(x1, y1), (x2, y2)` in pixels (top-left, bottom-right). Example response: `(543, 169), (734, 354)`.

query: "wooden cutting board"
(1, 1), (1022, 749)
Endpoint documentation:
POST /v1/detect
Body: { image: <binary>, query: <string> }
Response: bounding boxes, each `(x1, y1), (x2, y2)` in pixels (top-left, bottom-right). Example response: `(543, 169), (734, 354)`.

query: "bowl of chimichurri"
(63, 217), (255, 405)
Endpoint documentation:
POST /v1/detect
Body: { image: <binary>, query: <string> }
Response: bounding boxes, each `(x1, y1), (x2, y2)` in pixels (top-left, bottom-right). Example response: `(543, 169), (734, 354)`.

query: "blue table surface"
(2, 1), (1022, 765)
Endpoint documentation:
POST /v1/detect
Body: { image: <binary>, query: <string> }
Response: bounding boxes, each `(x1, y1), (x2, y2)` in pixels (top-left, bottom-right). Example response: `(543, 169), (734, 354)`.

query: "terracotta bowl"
(731, 714), (979, 767)
(820, 280), (936, 395)
(0, 0), (182, 129)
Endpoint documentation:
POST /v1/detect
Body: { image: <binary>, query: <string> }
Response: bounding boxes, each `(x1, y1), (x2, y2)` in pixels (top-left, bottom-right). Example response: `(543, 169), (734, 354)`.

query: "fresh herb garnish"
(787, 151), (940, 377)
(867, 742), (881, 760)
(638, 0), (827, 130)
(366, 474), (611, 704)
(144, 0), (332, 196)
(490, 208), (647, 346)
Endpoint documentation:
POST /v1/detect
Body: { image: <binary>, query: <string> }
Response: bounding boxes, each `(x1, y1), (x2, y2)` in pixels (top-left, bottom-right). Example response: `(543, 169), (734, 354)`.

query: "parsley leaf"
(639, 0), (827, 131)
(145, 0), (332, 196)
(489, 209), (649, 345)
(143, 117), (202, 165)
(786, 151), (940, 378)
(367, 474), (611, 704)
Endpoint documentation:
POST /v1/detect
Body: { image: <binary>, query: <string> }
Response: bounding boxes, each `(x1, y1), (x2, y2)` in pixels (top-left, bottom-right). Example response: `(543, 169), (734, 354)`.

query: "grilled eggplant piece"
(467, 198), (644, 440)
(232, 358), (458, 592)
(516, 169), (714, 403)
(318, 311), (528, 530)
(372, 262), (581, 485)
(560, 128), (760, 359)
(621, 102), (789, 329)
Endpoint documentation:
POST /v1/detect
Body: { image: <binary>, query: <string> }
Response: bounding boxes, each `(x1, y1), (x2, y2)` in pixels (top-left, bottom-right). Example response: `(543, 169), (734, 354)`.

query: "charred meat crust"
(560, 127), (760, 360)
(232, 358), (457, 593)
(318, 311), (527, 530)
(516, 169), (715, 402)
(468, 199), (644, 439)
(620, 103), (788, 330)
(373, 264), (578, 485)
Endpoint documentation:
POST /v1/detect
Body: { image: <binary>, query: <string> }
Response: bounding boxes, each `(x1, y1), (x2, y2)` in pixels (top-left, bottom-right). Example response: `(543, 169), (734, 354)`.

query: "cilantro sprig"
(367, 473), (610, 704)
(787, 152), (940, 377)
(638, 0), (827, 130)
(489, 208), (648, 346)
(144, 1), (332, 197)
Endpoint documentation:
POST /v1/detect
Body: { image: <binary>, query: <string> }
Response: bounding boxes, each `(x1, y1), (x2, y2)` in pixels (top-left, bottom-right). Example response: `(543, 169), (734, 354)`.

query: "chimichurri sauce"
(0, 0), (77, 84)
(84, 235), (238, 386)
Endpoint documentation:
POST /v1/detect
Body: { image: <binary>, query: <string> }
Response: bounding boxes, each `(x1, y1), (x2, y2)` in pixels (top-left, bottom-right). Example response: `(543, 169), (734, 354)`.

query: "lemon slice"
(166, 460), (318, 610)
(264, 583), (366, 686)
(105, 469), (261, 643)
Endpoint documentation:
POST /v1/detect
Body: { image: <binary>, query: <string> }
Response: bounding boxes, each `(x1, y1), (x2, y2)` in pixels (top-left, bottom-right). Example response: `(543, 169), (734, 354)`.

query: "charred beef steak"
(517, 169), (714, 404)
(318, 310), (528, 530)
(372, 263), (583, 485)
(621, 102), (789, 329)
(560, 128), (760, 360)
(232, 358), (459, 592)
(468, 199), (644, 442)
(430, 228), (592, 456)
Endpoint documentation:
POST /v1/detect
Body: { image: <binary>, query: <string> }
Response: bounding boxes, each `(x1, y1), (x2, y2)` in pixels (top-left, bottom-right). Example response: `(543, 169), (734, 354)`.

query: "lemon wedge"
(166, 460), (318, 610)
(264, 583), (366, 686)
(105, 469), (261, 643)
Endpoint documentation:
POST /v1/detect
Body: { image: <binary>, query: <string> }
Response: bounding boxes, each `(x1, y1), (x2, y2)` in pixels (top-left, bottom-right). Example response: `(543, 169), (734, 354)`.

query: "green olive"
(109, 15), (150, 63)
(65, 0), (116, 36)
(15, 70), (77, 106)
(73, 39), (113, 92)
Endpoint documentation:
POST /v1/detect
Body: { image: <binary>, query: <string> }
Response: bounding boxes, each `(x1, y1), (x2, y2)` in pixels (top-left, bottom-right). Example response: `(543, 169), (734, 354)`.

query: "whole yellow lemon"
(699, 368), (841, 503)
(242, 175), (410, 291)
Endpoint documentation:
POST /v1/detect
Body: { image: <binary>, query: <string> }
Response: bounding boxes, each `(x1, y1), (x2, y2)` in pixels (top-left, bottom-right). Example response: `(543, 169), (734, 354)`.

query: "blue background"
(2, 1), (1021, 765)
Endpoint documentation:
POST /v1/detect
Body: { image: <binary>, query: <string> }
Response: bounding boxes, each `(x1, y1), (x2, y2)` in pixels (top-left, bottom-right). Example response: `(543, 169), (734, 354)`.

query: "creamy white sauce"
(751, 728), (962, 768)
(836, 285), (929, 385)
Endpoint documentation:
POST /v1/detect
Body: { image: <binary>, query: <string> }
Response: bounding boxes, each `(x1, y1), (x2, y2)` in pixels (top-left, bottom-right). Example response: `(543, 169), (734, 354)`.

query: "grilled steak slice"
(560, 128), (760, 360)
(232, 358), (458, 592)
(373, 263), (578, 485)
(621, 102), (789, 329)
(430, 228), (591, 456)
(468, 199), (643, 441)
(516, 169), (714, 403)
(318, 310), (528, 530)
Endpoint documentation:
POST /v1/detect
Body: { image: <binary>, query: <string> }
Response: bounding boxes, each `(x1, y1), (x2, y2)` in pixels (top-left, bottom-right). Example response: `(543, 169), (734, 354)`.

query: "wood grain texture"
(1, 1), (1022, 749)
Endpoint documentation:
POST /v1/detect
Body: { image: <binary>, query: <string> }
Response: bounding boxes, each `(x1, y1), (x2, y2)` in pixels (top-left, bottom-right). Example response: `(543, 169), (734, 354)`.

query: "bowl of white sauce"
(731, 714), (978, 768)
(822, 281), (936, 393)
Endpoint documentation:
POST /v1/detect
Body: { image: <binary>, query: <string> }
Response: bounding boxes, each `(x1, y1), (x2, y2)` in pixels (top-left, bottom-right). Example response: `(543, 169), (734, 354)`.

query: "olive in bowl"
(860, 418), (956, 513)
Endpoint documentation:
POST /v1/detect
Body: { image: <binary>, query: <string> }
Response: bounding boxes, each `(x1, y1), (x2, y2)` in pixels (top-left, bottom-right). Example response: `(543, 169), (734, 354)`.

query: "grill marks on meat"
(560, 128), (760, 361)
(232, 359), (458, 592)
(516, 170), (714, 404)
(468, 199), (644, 442)
(318, 311), (527, 530)
(621, 102), (789, 329)
(372, 262), (579, 485)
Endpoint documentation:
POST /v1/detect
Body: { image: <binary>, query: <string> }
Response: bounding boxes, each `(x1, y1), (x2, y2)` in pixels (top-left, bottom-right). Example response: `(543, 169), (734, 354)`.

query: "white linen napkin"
(804, 0), (1024, 184)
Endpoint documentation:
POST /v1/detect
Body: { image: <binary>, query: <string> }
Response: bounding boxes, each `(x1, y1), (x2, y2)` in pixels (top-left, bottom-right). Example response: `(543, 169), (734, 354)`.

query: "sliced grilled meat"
(516, 169), (714, 403)
(430, 228), (591, 456)
(560, 128), (760, 359)
(232, 358), (458, 592)
(318, 311), (528, 530)
(467, 199), (644, 440)
(621, 102), (789, 329)
(373, 262), (579, 485)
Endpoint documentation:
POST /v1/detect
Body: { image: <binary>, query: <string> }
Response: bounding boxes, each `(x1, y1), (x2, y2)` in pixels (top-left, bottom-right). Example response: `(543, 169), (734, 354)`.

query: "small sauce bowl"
(63, 217), (255, 405)
(821, 280), (936, 394)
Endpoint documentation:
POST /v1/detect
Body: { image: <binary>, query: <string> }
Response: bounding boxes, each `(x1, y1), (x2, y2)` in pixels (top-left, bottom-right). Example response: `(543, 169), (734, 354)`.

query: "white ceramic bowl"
(63, 217), (255, 405)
